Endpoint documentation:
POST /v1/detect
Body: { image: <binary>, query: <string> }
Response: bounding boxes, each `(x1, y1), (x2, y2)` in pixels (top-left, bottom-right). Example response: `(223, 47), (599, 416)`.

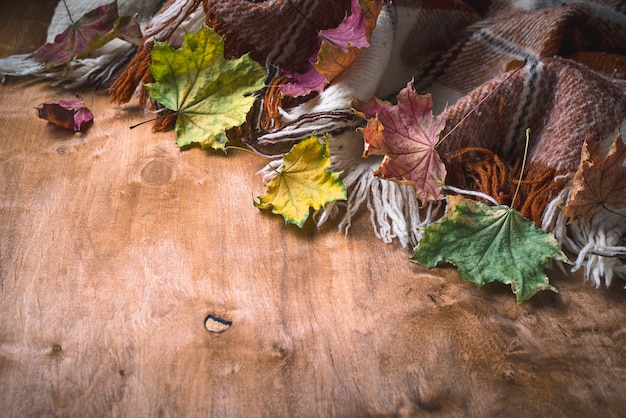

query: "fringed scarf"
(2, 0), (624, 287)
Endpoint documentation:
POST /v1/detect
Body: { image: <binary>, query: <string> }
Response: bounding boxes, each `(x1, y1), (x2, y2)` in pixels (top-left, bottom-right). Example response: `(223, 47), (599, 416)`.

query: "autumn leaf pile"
(30, 0), (626, 302)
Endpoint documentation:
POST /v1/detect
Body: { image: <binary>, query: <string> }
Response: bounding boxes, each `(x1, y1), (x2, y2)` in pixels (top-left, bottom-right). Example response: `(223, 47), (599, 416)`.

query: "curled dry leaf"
(37, 99), (93, 132)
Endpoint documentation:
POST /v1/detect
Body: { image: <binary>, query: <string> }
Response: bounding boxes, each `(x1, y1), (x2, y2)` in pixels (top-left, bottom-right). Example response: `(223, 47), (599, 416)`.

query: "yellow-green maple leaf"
(255, 135), (346, 227)
(145, 25), (265, 151)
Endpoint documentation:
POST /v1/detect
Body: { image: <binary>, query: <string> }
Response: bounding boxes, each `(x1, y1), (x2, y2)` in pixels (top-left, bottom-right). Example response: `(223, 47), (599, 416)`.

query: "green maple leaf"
(255, 135), (347, 227)
(412, 195), (569, 302)
(145, 25), (265, 151)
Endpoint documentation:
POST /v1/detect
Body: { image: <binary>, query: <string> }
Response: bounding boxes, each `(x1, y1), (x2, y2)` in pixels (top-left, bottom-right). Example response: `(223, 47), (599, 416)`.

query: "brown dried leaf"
(563, 134), (626, 223)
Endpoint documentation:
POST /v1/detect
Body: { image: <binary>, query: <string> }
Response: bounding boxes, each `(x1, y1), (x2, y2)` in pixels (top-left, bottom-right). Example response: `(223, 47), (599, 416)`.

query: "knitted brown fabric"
(204, 0), (351, 74)
(362, 2), (616, 224)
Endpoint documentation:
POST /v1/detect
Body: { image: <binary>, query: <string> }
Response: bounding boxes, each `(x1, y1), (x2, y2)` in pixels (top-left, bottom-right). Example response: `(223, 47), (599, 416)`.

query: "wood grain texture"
(0, 2), (625, 417)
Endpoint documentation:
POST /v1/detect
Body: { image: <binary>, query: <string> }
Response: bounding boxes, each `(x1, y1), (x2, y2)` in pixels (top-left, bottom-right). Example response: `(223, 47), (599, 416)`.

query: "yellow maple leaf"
(255, 135), (347, 227)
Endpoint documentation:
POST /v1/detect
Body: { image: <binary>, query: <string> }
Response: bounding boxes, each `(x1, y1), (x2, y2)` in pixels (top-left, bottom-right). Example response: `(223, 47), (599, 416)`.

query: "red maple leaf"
(352, 80), (447, 204)
(563, 134), (626, 223)
(30, 1), (141, 67)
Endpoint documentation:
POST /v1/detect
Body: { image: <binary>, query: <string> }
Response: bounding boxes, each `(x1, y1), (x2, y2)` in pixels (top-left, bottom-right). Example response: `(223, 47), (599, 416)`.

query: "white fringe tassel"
(543, 185), (626, 288)
(321, 129), (441, 248)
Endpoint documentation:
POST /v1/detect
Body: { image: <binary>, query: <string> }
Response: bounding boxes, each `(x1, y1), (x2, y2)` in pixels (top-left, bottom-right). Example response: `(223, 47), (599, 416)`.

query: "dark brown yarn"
(109, 43), (154, 105)
(444, 147), (571, 226)
(151, 109), (177, 133)
(444, 147), (510, 205)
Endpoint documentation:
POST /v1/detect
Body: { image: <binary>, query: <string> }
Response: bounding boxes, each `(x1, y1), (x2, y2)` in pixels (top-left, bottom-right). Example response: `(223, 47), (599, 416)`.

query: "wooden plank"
(0, 2), (625, 417)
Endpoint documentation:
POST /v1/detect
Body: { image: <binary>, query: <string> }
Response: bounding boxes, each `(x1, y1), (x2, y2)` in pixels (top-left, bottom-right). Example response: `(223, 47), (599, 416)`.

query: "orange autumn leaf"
(313, 0), (383, 83)
(313, 44), (361, 81)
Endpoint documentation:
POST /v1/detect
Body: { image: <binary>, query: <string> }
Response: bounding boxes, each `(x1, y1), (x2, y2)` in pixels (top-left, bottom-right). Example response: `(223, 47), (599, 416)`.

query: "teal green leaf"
(412, 195), (570, 302)
(255, 135), (347, 227)
(145, 25), (265, 150)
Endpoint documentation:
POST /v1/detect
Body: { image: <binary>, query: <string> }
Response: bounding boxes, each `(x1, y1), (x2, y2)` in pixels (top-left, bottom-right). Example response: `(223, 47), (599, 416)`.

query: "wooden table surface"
(1, 2), (625, 417)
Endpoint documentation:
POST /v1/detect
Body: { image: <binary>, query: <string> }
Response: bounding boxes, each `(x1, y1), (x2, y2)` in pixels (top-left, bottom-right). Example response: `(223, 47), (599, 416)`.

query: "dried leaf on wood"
(145, 26), (265, 151)
(563, 134), (626, 223)
(37, 99), (93, 132)
(413, 195), (569, 303)
(255, 135), (346, 227)
(352, 81), (446, 204)
(31, 1), (141, 67)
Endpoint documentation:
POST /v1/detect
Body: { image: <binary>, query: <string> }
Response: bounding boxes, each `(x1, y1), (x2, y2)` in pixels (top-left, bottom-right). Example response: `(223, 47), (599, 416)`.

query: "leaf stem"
(129, 117), (159, 129)
(225, 145), (270, 161)
(62, 0), (75, 26)
(436, 59), (526, 149)
(511, 128), (530, 207)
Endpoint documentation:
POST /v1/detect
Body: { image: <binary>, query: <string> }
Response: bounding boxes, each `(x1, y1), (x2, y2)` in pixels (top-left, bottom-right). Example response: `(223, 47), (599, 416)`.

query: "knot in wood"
(140, 160), (173, 186)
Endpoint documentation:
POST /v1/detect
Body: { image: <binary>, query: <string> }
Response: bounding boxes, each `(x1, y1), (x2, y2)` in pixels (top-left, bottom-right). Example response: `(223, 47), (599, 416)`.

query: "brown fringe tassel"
(444, 147), (511, 205)
(260, 75), (289, 131)
(513, 164), (569, 226)
(151, 109), (178, 133)
(109, 43), (154, 106)
(443, 148), (569, 226)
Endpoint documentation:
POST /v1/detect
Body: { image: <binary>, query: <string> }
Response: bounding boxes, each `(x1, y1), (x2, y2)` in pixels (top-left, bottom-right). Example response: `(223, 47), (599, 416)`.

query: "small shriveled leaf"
(37, 99), (93, 132)
(412, 195), (569, 303)
(145, 26), (266, 150)
(31, 2), (141, 67)
(255, 135), (347, 227)
(353, 80), (446, 204)
(563, 134), (626, 223)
